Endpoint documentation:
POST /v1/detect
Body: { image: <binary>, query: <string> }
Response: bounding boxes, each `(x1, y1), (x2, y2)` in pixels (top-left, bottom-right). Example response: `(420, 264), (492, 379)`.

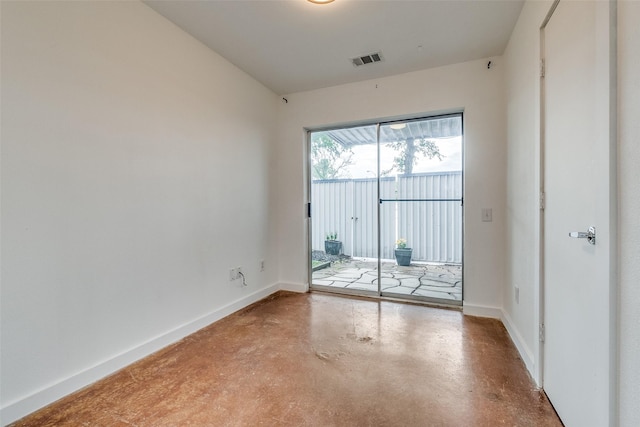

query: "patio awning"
(322, 116), (462, 147)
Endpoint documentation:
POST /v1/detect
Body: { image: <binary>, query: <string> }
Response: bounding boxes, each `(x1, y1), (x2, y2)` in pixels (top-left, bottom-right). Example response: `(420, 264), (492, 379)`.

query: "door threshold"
(310, 288), (463, 311)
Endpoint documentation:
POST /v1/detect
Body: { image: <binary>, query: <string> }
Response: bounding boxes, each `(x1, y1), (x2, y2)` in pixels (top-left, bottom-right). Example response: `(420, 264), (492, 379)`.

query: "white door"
(542, 1), (615, 426)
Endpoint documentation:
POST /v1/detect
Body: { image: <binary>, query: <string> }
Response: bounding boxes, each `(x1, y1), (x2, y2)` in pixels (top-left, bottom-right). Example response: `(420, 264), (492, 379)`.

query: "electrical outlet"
(482, 208), (493, 222)
(260, 260), (265, 272)
(515, 286), (520, 304)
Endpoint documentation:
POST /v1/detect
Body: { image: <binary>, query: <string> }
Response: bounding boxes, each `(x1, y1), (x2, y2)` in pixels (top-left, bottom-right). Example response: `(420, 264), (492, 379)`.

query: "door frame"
(537, 0), (617, 423)
(306, 112), (465, 306)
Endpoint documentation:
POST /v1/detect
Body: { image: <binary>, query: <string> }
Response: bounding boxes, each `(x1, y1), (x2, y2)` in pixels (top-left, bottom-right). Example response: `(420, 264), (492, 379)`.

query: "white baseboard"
(500, 309), (536, 384)
(1, 287), (539, 426)
(462, 303), (502, 319)
(0, 283), (280, 426)
(464, 304), (537, 386)
(278, 282), (308, 293)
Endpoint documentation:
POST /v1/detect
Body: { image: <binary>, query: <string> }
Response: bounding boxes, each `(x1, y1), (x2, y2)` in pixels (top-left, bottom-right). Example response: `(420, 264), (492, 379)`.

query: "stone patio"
(312, 258), (462, 302)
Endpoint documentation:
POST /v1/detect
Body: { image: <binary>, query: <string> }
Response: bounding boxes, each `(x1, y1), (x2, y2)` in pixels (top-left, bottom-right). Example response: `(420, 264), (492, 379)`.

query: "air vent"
(351, 51), (383, 67)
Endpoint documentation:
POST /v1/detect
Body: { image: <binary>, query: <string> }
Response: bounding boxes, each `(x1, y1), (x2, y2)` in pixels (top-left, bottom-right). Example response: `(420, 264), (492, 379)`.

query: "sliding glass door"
(309, 114), (463, 305)
(378, 118), (463, 303)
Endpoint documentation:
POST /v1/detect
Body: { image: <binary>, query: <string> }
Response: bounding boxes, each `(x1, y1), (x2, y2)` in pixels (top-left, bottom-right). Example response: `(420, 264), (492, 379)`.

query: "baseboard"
(463, 304), (537, 386)
(500, 309), (536, 384)
(462, 303), (502, 319)
(278, 282), (308, 293)
(0, 283), (280, 426)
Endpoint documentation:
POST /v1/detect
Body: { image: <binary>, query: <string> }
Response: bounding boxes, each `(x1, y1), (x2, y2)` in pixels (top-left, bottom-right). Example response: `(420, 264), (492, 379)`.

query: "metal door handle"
(569, 226), (596, 245)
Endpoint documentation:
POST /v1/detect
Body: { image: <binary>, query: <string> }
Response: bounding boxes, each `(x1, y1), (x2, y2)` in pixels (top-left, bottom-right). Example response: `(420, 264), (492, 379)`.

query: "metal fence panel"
(312, 171), (462, 263)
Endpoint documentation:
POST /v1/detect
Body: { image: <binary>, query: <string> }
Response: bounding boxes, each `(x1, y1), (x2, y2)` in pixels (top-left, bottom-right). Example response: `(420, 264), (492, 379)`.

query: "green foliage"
(311, 260), (326, 269)
(311, 133), (354, 180)
(325, 232), (338, 241)
(396, 238), (407, 249)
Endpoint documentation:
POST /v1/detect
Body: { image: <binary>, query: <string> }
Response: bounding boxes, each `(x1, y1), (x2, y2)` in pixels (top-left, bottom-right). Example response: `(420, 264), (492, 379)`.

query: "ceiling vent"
(351, 52), (383, 67)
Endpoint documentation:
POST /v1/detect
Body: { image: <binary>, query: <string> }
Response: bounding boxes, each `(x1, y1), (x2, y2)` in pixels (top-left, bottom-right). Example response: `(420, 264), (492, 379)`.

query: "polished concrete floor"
(12, 292), (561, 426)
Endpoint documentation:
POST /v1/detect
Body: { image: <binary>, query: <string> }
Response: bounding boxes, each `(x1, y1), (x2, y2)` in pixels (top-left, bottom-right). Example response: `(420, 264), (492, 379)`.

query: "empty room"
(1, 0), (639, 426)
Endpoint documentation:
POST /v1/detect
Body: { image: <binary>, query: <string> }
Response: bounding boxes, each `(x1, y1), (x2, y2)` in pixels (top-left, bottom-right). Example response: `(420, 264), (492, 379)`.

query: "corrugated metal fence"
(312, 171), (462, 263)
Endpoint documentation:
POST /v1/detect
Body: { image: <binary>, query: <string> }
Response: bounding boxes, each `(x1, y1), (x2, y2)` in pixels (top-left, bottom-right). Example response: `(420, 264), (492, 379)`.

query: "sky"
(342, 136), (462, 179)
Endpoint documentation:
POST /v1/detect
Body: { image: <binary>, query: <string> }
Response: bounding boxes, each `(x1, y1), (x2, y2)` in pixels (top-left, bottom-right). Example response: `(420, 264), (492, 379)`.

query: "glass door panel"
(379, 115), (463, 304)
(310, 124), (379, 296)
(309, 114), (463, 305)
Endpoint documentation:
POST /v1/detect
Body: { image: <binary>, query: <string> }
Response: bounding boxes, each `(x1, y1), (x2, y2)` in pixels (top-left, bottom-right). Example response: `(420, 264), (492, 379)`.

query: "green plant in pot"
(394, 238), (412, 266)
(324, 232), (342, 255)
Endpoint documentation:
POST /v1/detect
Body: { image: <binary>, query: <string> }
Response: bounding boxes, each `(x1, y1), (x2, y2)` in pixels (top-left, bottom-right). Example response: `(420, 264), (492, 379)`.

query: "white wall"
(275, 58), (507, 314)
(504, 1), (640, 424)
(0, 1), (278, 423)
(4, 0), (637, 425)
(502, 0), (552, 381)
(618, 1), (640, 425)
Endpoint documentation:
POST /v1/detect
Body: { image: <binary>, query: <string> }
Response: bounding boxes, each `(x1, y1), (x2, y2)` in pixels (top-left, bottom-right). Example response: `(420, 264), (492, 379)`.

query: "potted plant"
(394, 238), (412, 266)
(324, 232), (342, 255)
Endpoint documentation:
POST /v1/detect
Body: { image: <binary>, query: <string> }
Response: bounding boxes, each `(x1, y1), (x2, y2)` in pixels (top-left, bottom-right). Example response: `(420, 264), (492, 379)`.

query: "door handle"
(568, 226), (596, 245)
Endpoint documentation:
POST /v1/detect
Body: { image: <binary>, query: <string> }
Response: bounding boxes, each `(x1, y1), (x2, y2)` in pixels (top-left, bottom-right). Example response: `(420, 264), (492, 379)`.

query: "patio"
(312, 255), (462, 302)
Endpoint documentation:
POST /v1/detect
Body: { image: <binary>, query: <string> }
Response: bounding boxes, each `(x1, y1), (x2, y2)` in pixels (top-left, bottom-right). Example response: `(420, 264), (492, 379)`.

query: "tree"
(311, 133), (354, 180)
(382, 137), (443, 176)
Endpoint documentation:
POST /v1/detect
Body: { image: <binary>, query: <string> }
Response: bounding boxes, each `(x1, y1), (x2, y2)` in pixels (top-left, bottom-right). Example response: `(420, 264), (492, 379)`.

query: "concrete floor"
(312, 259), (462, 301)
(11, 292), (561, 426)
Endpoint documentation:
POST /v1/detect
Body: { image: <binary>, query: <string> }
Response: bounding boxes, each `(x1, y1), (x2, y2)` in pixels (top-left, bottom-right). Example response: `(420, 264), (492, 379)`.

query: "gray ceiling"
(145, 0), (524, 95)
(323, 115), (463, 147)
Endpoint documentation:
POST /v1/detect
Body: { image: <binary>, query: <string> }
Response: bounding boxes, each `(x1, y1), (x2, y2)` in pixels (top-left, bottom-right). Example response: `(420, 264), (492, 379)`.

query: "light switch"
(482, 208), (493, 222)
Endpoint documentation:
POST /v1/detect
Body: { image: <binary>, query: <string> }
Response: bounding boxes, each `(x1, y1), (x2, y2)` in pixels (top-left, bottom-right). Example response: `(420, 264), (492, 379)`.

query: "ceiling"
(323, 115), (462, 147)
(144, 0), (524, 95)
